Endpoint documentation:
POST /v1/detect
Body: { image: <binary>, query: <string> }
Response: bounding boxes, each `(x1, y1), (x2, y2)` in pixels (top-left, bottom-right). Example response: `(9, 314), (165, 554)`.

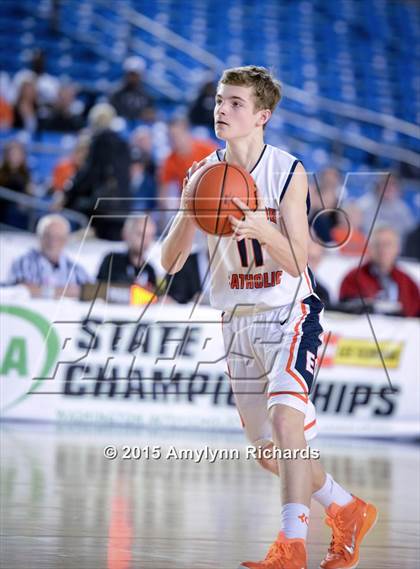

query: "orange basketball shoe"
(239, 532), (307, 569)
(320, 496), (378, 569)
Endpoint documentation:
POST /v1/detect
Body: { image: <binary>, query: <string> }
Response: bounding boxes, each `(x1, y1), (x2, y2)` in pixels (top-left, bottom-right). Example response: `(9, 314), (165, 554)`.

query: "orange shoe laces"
(326, 515), (353, 558)
(265, 539), (293, 561)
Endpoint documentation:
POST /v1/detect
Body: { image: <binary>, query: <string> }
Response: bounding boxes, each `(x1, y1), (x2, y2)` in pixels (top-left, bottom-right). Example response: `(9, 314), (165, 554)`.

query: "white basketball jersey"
(202, 144), (316, 312)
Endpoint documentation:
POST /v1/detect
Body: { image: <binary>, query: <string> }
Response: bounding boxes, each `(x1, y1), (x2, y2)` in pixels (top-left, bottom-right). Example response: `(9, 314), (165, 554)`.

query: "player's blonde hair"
(219, 65), (282, 113)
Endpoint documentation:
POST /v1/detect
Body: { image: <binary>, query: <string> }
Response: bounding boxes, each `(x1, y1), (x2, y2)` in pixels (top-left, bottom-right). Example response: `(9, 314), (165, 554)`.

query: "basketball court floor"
(1, 423), (419, 569)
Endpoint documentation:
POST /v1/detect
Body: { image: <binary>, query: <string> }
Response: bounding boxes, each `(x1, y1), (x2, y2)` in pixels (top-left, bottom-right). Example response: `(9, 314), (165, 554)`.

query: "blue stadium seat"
(0, 0), (418, 198)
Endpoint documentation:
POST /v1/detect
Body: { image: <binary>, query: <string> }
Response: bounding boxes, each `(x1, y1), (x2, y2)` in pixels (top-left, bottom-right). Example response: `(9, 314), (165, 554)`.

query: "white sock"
(312, 473), (353, 509)
(281, 503), (310, 540)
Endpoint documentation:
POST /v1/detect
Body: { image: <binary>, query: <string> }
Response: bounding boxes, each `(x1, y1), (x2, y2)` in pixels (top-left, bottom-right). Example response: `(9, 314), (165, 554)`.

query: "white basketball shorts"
(221, 294), (324, 444)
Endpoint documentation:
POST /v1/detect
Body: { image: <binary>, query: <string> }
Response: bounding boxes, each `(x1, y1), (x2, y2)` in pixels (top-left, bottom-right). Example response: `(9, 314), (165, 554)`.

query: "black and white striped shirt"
(8, 248), (92, 287)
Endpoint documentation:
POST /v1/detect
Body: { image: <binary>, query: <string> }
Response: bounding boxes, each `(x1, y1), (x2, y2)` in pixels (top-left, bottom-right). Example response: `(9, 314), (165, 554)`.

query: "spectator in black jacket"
(188, 79), (217, 129)
(41, 83), (84, 132)
(64, 103), (131, 240)
(165, 240), (210, 304)
(110, 57), (155, 122)
(97, 215), (157, 289)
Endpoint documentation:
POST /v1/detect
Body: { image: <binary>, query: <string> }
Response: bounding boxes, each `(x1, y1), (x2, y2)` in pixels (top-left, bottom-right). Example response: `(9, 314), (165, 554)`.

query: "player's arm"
(230, 162), (309, 277)
(160, 161), (203, 274)
(265, 162), (309, 277)
(160, 206), (196, 274)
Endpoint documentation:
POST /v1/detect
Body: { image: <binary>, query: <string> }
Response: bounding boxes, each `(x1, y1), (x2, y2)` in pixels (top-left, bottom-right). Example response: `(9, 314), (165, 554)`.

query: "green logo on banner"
(0, 305), (60, 413)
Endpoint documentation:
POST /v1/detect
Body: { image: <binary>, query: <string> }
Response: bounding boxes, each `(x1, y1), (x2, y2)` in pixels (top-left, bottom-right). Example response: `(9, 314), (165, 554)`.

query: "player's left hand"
(229, 189), (271, 244)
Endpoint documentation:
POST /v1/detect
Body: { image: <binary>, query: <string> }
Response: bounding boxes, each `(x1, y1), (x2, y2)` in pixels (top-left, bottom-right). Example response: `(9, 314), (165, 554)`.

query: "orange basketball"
(186, 162), (258, 236)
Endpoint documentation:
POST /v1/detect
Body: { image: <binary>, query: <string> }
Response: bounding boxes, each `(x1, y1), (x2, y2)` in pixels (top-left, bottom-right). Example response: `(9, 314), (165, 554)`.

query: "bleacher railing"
(0, 186), (88, 233)
(11, 0), (420, 169)
(111, 3), (419, 167)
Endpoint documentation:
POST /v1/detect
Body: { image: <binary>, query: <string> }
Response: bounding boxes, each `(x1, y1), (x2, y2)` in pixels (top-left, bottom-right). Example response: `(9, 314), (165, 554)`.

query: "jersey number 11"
(237, 239), (264, 268)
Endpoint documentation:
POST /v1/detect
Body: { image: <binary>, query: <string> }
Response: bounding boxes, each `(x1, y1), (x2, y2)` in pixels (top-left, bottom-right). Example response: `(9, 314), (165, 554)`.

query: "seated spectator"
(51, 133), (90, 193)
(7, 214), (92, 298)
(357, 175), (416, 241)
(97, 215), (157, 289)
(339, 226), (420, 317)
(110, 56), (155, 122)
(130, 156), (157, 212)
(14, 49), (60, 107)
(188, 79), (217, 128)
(13, 78), (39, 132)
(307, 239), (331, 309)
(131, 125), (155, 163)
(165, 239), (209, 304)
(41, 83), (84, 132)
(309, 167), (342, 244)
(0, 141), (33, 226)
(0, 141), (32, 194)
(64, 103), (131, 240)
(158, 116), (216, 205)
(403, 223), (420, 261)
(331, 201), (366, 257)
(130, 126), (157, 211)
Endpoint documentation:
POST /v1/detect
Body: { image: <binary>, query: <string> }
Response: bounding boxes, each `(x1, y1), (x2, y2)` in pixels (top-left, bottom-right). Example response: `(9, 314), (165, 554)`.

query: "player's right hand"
(189, 158), (207, 177)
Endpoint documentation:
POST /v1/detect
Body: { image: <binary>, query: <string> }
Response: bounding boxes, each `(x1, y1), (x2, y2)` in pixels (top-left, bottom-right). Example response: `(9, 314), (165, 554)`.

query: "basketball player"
(161, 66), (377, 569)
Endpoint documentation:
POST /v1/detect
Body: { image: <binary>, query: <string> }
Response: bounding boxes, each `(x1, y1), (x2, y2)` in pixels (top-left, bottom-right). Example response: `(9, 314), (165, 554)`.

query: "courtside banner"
(0, 299), (419, 438)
